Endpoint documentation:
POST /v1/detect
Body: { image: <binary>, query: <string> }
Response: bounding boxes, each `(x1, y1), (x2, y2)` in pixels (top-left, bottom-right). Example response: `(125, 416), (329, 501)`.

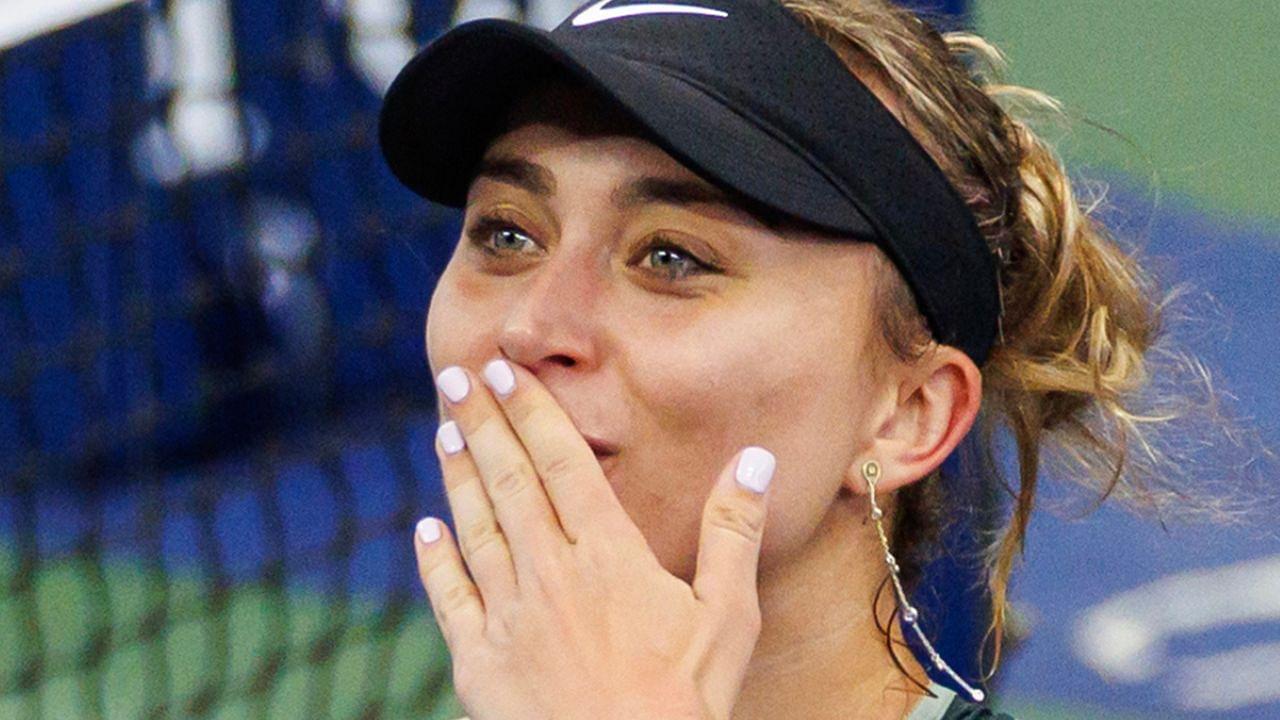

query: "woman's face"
(425, 80), (895, 582)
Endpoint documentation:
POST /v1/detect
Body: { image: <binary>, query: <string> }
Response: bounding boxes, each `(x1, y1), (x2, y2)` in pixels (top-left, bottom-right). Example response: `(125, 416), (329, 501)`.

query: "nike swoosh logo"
(570, 0), (728, 26)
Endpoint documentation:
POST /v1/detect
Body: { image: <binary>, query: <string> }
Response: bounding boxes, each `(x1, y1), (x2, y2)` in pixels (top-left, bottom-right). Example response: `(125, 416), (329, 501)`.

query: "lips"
(589, 443), (620, 476)
(583, 436), (619, 458)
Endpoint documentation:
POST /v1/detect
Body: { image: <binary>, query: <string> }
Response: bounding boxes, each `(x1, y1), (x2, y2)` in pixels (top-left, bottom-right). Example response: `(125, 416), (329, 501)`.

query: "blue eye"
(642, 244), (702, 281)
(489, 227), (537, 253)
(466, 213), (541, 257)
(465, 210), (721, 280)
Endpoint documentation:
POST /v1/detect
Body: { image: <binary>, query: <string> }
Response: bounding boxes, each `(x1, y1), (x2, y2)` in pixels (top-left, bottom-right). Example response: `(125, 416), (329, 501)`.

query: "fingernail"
(735, 447), (776, 494)
(416, 517), (442, 544)
(482, 358), (516, 397)
(436, 366), (469, 403)
(437, 421), (465, 455)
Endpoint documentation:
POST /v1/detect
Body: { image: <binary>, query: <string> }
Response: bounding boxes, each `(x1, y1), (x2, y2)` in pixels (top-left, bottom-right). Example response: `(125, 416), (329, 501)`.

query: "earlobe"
(844, 346), (982, 496)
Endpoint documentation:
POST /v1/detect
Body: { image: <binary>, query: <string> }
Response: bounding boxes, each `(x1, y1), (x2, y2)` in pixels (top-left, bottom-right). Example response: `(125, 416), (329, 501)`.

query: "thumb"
(692, 446), (776, 614)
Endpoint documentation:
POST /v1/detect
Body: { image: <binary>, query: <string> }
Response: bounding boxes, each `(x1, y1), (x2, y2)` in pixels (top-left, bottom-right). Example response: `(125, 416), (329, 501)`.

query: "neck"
(731, 490), (934, 720)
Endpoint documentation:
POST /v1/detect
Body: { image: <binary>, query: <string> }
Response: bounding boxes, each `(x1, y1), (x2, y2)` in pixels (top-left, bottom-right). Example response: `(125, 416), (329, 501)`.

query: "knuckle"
(433, 579), (478, 627)
(529, 550), (570, 593)
(539, 452), (589, 482)
(489, 462), (536, 501)
(579, 526), (618, 565)
(707, 499), (766, 544)
(491, 600), (525, 641)
(458, 517), (506, 557)
(572, 526), (619, 572)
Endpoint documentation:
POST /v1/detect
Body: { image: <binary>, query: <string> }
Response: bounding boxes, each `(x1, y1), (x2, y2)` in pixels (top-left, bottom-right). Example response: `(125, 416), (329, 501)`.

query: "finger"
(436, 365), (564, 578)
(692, 447), (775, 617)
(414, 516), (484, 651)
(480, 358), (641, 546)
(435, 420), (518, 609)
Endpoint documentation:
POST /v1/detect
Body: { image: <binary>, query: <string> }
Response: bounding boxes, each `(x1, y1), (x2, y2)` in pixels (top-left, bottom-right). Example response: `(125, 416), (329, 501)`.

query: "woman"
(375, 0), (1237, 718)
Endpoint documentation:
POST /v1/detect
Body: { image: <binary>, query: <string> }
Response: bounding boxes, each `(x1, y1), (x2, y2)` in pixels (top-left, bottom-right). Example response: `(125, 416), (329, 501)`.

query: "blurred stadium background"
(0, 0), (1276, 718)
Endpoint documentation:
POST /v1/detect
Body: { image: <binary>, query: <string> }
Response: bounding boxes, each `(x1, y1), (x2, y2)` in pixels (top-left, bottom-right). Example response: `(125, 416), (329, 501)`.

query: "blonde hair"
(778, 0), (1277, 687)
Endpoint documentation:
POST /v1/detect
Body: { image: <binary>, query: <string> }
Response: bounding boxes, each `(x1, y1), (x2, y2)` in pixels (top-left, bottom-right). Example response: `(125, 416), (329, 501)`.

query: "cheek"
(425, 258), (491, 375)
(617, 313), (866, 577)
(627, 314), (860, 463)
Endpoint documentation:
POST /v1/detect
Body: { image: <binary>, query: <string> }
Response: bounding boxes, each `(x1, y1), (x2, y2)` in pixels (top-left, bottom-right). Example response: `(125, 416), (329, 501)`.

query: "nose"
(496, 243), (602, 373)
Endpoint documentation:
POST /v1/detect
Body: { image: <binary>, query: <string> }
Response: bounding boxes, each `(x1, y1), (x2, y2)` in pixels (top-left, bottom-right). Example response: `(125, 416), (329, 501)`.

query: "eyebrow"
(473, 156), (556, 196)
(471, 155), (739, 212)
(614, 175), (740, 211)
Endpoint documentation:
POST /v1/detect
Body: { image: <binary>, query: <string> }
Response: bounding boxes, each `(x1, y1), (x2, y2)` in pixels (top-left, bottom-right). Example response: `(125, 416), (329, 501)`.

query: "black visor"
(379, 0), (1001, 365)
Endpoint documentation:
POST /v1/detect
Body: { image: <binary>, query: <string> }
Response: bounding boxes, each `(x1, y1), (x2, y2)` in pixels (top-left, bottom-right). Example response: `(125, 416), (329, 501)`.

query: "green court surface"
(4, 545), (1177, 720)
(975, 1), (1280, 231)
(0, 547), (464, 719)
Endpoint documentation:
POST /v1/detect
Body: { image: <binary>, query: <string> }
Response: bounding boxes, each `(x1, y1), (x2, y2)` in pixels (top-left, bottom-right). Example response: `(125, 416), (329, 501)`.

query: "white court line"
(1171, 640), (1280, 711)
(1072, 553), (1280, 710)
(0, 0), (137, 51)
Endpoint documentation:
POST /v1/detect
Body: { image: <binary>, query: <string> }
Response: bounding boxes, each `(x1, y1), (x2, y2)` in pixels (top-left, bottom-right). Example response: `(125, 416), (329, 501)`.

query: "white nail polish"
(482, 359), (516, 397)
(437, 421), (465, 455)
(436, 366), (469, 403)
(735, 447), (776, 494)
(417, 517), (442, 544)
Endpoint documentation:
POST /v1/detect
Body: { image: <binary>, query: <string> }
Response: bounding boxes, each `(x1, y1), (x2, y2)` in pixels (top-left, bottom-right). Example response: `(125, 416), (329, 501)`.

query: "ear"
(846, 346), (982, 496)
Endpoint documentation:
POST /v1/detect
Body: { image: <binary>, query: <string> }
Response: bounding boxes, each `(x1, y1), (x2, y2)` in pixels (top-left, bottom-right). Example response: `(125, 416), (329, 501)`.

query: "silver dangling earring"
(862, 460), (986, 704)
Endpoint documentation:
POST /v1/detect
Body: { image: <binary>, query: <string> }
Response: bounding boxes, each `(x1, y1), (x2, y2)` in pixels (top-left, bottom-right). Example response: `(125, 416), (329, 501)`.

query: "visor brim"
(378, 19), (876, 239)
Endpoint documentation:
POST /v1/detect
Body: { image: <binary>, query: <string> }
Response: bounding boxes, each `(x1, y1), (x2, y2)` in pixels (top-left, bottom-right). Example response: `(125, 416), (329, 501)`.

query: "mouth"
(583, 436), (620, 469)
(586, 443), (616, 466)
(584, 436), (619, 457)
